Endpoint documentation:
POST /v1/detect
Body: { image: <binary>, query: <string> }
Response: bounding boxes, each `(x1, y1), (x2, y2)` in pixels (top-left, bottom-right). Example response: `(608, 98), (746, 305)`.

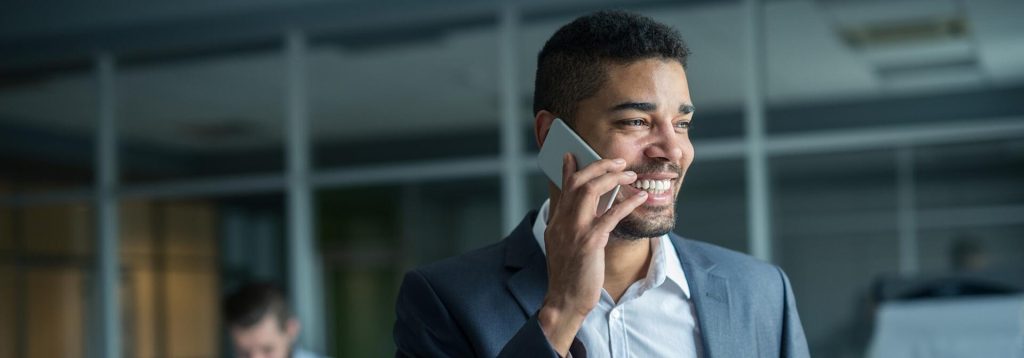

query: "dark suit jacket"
(394, 211), (810, 357)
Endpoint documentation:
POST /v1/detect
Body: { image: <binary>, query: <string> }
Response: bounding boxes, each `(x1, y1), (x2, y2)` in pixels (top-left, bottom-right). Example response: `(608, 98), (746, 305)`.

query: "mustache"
(626, 161), (682, 177)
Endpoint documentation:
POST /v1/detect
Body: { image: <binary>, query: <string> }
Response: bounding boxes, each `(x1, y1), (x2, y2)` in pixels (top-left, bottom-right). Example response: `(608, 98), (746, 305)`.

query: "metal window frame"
(3, 3), (1024, 356)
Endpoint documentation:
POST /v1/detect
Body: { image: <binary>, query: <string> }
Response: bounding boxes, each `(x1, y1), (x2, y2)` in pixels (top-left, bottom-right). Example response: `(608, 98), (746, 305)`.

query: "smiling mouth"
(629, 178), (674, 195)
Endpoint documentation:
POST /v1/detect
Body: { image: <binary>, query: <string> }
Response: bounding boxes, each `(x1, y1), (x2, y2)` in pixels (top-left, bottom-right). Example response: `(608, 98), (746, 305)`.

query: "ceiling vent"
(840, 16), (967, 49)
(838, 14), (983, 91)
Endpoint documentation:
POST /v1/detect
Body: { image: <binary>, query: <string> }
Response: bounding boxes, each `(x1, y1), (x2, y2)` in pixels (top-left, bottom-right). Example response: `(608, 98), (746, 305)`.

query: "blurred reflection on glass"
(0, 261), (12, 358)
(0, 203), (94, 357)
(309, 28), (501, 169)
(118, 50), (285, 183)
(774, 149), (900, 358)
(119, 199), (221, 358)
(0, 62), (95, 194)
(318, 178), (500, 357)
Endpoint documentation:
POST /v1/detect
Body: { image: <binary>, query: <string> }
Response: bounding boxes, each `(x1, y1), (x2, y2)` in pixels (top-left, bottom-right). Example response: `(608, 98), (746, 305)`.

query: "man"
(394, 10), (809, 357)
(224, 282), (324, 358)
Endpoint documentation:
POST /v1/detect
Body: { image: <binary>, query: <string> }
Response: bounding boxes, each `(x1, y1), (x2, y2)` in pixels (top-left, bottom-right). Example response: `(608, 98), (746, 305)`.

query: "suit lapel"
(504, 212), (549, 317)
(671, 234), (733, 358)
(501, 217), (736, 355)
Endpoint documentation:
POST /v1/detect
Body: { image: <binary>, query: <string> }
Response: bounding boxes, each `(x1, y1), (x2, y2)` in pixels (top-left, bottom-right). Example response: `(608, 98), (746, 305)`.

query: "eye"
(675, 121), (692, 130)
(620, 118), (648, 127)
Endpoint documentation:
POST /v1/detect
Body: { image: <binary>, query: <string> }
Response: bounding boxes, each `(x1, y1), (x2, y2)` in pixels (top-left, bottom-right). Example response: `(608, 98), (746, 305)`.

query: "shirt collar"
(531, 199), (690, 299)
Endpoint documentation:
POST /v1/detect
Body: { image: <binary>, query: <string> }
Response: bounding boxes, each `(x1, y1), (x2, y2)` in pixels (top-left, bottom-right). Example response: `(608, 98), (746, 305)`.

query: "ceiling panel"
(2, 0), (1022, 152)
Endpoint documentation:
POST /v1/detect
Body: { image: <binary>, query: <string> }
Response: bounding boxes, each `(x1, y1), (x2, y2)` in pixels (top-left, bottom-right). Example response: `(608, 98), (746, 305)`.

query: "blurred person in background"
(224, 282), (326, 358)
(394, 10), (808, 357)
(900, 236), (1018, 300)
(950, 237), (988, 273)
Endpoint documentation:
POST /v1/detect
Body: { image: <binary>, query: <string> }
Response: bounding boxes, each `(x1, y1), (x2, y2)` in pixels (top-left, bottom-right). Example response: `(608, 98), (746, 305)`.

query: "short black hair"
(533, 10), (691, 123)
(223, 282), (293, 330)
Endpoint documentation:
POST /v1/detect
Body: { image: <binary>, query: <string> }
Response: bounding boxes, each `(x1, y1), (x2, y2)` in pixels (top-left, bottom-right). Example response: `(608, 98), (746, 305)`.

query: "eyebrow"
(609, 101), (696, 114)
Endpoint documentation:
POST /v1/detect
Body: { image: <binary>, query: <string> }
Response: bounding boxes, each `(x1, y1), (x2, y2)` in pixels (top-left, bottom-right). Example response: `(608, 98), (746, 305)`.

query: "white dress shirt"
(532, 199), (703, 358)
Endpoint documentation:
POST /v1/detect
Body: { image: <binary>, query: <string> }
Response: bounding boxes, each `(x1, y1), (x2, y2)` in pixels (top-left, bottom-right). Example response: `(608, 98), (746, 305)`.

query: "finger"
(572, 170), (637, 218)
(593, 190), (648, 233)
(564, 158), (627, 191)
(560, 152), (575, 190)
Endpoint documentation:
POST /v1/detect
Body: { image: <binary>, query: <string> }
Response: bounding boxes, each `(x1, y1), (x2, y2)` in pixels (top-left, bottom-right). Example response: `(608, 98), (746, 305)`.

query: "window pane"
(120, 198), (226, 358)
(309, 25), (501, 168)
(118, 49), (285, 183)
(0, 62), (96, 195)
(19, 203), (93, 255)
(319, 178), (501, 357)
(0, 264), (13, 358)
(773, 149), (900, 357)
(676, 159), (749, 253)
(914, 139), (1024, 274)
(165, 271), (219, 358)
(26, 268), (87, 358)
(0, 202), (12, 250)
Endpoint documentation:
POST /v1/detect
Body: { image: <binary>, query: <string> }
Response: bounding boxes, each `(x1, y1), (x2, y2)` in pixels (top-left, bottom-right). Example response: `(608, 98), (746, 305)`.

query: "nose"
(643, 121), (684, 162)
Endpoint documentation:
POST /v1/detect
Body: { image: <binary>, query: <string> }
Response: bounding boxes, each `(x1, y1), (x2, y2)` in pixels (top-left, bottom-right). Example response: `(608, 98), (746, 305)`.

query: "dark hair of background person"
(532, 10), (692, 126)
(223, 282), (294, 330)
(950, 237), (987, 272)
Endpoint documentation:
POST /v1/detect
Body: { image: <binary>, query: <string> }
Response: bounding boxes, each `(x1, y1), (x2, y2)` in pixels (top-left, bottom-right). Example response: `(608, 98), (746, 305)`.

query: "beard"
(610, 160), (683, 241)
(612, 204), (676, 240)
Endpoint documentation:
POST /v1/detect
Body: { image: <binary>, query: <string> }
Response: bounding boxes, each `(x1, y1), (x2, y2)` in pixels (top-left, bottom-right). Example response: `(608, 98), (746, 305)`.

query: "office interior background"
(2, 0), (1023, 357)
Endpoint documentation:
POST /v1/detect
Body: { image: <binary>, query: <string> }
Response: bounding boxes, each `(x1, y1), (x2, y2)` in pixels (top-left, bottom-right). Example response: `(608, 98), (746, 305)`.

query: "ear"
(285, 317), (301, 342)
(534, 110), (557, 148)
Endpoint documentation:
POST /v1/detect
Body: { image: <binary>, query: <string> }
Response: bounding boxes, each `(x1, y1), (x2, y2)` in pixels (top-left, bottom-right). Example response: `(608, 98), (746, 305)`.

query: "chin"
(612, 206), (676, 240)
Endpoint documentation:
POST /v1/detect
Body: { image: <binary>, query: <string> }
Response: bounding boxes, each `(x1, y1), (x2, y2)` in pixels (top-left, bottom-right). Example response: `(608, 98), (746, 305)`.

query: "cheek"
(598, 138), (645, 160)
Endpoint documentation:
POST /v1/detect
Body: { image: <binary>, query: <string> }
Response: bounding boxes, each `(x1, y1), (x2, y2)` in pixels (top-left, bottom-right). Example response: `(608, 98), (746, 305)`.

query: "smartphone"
(538, 118), (620, 214)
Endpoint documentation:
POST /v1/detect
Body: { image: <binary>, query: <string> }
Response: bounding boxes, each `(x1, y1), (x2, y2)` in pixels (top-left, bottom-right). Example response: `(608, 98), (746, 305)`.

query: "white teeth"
(632, 179), (671, 193)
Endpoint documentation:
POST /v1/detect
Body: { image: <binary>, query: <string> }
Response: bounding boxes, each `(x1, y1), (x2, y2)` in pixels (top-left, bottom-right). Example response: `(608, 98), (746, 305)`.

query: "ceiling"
(0, 0), (1022, 152)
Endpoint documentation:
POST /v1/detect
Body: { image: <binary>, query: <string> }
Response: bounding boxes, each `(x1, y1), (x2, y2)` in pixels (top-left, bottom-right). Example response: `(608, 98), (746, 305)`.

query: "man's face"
(571, 58), (694, 239)
(229, 314), (299, 358)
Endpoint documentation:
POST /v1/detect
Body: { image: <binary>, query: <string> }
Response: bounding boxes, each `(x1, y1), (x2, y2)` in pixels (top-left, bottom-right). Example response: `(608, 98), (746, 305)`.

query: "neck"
(603, 235), (654, 302)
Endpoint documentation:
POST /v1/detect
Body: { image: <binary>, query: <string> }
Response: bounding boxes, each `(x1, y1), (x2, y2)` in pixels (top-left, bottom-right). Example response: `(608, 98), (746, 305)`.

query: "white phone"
(538, 118), (620, 214)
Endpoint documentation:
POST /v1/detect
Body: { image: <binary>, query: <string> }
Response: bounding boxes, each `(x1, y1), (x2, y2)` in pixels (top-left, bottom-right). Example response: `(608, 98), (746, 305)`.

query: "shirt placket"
(608, 305), (627, 358)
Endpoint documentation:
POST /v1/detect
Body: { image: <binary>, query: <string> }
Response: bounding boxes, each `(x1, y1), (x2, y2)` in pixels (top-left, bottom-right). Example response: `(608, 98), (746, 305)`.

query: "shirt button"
(610, 309), (620, 319)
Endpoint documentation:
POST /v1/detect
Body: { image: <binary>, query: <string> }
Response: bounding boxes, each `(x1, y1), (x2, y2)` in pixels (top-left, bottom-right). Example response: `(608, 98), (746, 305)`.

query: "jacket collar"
(670, 233), (733, 358)
(502, 213), (734, 358)
(504, 211), (549, 317)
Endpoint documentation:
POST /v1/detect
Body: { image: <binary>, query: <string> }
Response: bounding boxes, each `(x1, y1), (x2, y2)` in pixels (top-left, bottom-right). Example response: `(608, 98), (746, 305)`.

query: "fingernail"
(623, 171), (636, 177)
(637, 191), (648, 197)
(613, 158), (626, 164)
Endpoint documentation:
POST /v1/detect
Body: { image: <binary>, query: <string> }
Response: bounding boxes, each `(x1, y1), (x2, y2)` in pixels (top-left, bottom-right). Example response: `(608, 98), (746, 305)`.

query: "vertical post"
(94, 52), (122, 358)
(499, 3), (527, 235)
(151, 203), (169, 358)
(896, 146), (918, 276)
(744, 0), (773, 262)
(285, 29), (325, 353)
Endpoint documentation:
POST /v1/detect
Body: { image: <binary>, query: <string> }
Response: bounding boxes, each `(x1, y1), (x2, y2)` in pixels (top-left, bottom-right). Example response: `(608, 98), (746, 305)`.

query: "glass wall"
(117, 49), (285, 183)
(773, 149), (900, 357)
(309, 26), (502, 169)
(120, 199), (222, 358)
(3, 1), (1024, 357)
(318, 177), (501, 357)
(0, 203), (93, 358)
(914, 139), (1024, 273)
(0, 61), (96, 195)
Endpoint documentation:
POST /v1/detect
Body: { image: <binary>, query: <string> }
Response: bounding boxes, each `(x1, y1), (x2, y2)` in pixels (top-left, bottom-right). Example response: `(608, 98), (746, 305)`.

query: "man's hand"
(537, 153), (647, 356)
